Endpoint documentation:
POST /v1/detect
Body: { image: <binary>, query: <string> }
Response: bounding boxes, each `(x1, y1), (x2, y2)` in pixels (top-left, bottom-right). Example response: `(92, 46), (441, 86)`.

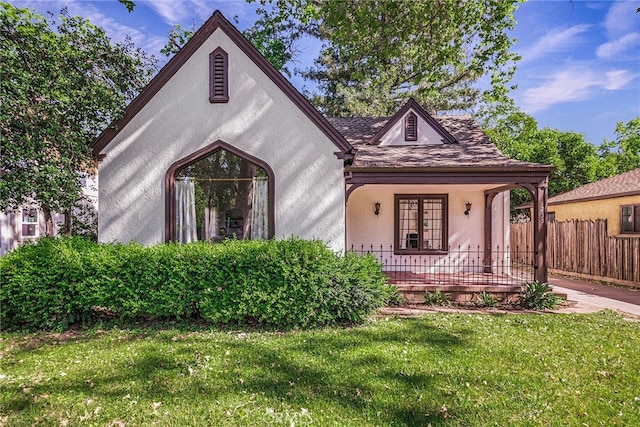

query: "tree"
(0, 4), (155, 236)
(482, 106), (602, 213)
(597, 118), (640, 177)
(250, 0), (521, 116)
(118, 0), (135, 12)
(161, 17), (297, 75)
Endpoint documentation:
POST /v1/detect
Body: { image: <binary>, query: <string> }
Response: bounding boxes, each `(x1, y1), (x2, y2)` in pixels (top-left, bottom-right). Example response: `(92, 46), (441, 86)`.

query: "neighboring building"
(90, 11), (553, 282)
(0, 175), (98, 255)
(0, 208), (62, 255)
(546, 168), (640, 236)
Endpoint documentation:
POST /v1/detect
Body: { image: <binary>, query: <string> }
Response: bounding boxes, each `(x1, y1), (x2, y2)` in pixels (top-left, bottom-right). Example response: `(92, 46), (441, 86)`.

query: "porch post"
(532, 178), (549, 282)
(483, 192), (497, 273)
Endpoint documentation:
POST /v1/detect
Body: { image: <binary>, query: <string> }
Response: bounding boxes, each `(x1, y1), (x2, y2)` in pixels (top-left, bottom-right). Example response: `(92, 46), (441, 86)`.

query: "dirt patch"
(0, 328), (103, 353)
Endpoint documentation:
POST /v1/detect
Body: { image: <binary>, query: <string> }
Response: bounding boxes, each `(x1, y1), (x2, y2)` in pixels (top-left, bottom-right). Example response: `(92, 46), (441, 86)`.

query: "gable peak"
(368, 99), (457, 146)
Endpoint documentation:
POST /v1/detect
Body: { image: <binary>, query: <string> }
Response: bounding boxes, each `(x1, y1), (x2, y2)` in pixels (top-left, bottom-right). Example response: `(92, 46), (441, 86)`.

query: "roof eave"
(345, 165), (556, 174)
(344, 165), (554, 186)
(548, 190), (640, 206)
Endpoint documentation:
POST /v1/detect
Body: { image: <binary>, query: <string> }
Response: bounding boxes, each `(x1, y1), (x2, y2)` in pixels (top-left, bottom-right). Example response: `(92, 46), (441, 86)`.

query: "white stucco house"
(90, 11), (553, 284)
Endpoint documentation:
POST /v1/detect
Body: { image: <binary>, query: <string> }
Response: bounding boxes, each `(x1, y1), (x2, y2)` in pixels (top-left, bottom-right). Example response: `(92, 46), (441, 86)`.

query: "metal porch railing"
(349, 244), (534, 286)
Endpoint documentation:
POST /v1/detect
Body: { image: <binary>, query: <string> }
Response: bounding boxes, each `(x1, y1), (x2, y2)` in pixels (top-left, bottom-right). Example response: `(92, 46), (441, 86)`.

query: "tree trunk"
(64, 208), (72, 235)
(42, 205), (55, 237)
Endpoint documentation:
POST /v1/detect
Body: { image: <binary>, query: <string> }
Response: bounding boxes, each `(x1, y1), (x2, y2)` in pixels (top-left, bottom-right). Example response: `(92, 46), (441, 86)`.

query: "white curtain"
(399, 200), (410, 249)
(204, 206), (218, 241)
(176, 179), (198, 243)
(399, 199), (418, 249)
(250, 177), (268, 239)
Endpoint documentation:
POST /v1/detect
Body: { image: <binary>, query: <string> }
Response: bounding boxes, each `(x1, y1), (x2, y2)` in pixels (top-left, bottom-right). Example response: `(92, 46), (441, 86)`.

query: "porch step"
(396, 284), (521, 304)
(396, 284), (567, 305)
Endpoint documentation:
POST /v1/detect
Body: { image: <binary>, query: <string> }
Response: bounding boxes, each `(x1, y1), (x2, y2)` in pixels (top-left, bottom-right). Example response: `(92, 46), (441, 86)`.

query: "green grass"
(1, 311), (639, 426)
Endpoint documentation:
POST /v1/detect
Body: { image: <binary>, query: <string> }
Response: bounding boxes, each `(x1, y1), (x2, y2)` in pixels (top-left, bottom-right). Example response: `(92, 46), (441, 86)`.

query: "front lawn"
(1, 311), (639, 426)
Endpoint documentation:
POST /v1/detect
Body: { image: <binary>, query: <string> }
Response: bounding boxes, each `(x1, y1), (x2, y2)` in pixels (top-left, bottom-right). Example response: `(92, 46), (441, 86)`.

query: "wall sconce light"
(374, 202), (381, 216)
(464, 202), (472, 216)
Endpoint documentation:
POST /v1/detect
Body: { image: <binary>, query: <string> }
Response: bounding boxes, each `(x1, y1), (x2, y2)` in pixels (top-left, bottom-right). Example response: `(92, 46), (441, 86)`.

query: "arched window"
(165, 141), (274, 242)
(209, 47), (228, 103)
(404, 112), (418, 141)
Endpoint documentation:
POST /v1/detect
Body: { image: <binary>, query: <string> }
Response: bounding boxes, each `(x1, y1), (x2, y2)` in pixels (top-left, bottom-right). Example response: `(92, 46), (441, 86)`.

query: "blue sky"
(9, 0), (640, 145)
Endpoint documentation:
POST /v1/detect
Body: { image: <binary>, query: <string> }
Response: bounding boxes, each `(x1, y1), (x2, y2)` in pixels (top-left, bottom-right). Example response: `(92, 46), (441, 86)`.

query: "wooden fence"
(511, 219), (640, 285)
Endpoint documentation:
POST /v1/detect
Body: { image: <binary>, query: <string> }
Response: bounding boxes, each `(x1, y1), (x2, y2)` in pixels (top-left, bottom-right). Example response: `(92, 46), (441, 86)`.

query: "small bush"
(424, 289), (451, 306)
(0, 237), (389, 331)
(0, 237), (103, 331)
(518, 281), (560, 310)
(321, 251), (390, 324)
(475, 291), (499, 308)
(384, 285), (405, 306)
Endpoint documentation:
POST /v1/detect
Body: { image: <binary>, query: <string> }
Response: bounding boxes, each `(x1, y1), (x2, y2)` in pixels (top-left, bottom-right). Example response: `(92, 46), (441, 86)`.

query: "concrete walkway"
(549, 275), (640, 317)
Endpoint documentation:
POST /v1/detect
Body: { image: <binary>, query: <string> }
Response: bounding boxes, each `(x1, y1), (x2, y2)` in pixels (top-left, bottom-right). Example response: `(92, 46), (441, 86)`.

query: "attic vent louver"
(209, 47), (229, 103)
(405, 112), (417, 141)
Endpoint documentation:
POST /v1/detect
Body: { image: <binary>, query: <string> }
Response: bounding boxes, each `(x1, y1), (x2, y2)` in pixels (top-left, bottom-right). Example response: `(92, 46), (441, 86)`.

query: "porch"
(350, 244), (534, 303)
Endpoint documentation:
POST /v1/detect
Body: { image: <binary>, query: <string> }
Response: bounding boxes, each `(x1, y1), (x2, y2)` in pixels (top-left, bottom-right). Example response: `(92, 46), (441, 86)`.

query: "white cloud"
(602, 69), (636, 90)
(602, 0), (639, 38)
(597, 32), (640, 59)
(520, 66), (637, 113)
(143, 1), (188, 24)
(141, 0), (215, 25)
(519, 24), (591, 63)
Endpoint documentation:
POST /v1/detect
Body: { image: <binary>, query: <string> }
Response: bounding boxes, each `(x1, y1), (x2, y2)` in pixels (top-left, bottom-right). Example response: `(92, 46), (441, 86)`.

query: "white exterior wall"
(346, 184), (510, 272)
(0, 210), (19, 254)
(98, 29), (345, 251)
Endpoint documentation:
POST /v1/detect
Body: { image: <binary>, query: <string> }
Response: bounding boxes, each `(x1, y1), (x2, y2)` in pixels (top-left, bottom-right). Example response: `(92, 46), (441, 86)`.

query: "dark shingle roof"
(326, 117), (387, 146)
(548, 168), (640, 204)
(327, 115), (550, 170)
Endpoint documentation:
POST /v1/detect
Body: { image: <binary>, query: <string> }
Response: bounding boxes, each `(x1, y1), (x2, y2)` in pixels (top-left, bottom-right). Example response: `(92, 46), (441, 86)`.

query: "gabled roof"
(368, 98), (457, 145)
(91, 10), (354, 158)
(328, 115), (553, 171)
(548, 168), (640, 205)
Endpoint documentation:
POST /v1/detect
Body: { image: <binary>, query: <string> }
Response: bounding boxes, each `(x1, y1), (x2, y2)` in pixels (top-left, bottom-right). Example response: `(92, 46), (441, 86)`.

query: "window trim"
(209, 47), (229, 103)
(394, 194), (448, 255)
(165, 140), (275, 242)
(620, 204), (640, 234)
(20, 208), (39, 240)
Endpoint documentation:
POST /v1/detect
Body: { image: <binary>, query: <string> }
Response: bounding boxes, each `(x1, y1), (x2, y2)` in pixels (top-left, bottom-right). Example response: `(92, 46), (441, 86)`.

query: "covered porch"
(349, 242), (534, 303)
(345, 168), (553, 288)
(331, 107), (554, 292)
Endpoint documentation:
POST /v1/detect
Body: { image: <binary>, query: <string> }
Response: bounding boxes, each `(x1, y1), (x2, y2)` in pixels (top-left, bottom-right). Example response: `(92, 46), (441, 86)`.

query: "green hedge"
(0, 237), (391, 331)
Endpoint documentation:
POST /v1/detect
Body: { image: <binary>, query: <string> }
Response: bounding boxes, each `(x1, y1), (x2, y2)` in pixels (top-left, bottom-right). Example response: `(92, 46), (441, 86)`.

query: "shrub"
(320, 251), (389, 324)
(384, 285), (405, 306)
(0, 237), (103, 331)
(423, 289), (451, 306)
(0, 237), (389, 331)
(475, 291), (499, 308)
(518, 281), (560, 310)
